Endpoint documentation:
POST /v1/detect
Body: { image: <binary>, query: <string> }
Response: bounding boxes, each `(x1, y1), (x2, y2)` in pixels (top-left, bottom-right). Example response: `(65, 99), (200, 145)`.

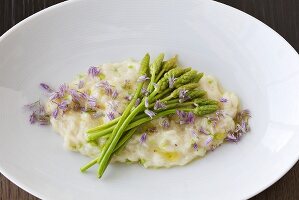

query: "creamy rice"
(46, 59), (239, 168)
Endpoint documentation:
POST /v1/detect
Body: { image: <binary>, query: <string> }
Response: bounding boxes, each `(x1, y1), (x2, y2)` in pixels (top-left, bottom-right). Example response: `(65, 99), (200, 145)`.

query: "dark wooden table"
(1, 0), (298, 199)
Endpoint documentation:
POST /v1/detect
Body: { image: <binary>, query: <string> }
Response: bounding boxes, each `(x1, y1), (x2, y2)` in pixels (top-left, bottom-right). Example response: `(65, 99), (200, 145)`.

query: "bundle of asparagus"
(81, 53), (219, 178)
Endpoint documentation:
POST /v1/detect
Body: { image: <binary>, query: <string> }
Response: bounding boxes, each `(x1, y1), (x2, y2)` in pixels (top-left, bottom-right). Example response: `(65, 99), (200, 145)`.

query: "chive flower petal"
(29, 113), (37, 124)
(135, 98), (141, 107)
(193, 143), (199, 151)
(141, 88), (149, 96)
(219, 97), (228, 103)
(140, 133), (147, 143)
(144, 109), (156, 119)
(112, 90), (119, 99)
(52, 108), (59, 119)
(168, 76), (177, 89)
(96, 81), (113, 96)
(160, 118), (170, 128)
(179, 89), (189, 103)
(88, 66), (101, 77)
(125, 95), (133, 101)
(87, 96), (97, 108)
(205, 136), (213, 146)
(107, 112), (115, 120)
(145, 97), (149, 108)
(199, 127), (209, 135)
(137, 75), (150, 82)
(40, 83), (53, 93)
(78, 80), (84, 89)
(154, 100), (167, 110)
(176, 110), (195, 124)
(58, 101), (68, 111)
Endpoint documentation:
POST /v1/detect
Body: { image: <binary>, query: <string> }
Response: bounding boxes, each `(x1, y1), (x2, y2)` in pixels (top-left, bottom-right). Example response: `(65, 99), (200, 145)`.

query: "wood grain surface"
(0, 0), (298, 200)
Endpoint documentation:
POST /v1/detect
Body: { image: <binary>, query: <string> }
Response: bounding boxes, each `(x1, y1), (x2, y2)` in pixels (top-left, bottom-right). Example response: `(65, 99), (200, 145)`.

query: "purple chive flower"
(140, 133), (147, 143)
(96, 81), (113, 95)
(236, 109), (251, 123)
(36, 114), (50, 125)
(179, 89), (189, 103)
(58, 83), (68, 96)
(36, 105), (45, 115)
(168, 76), (177, 89)
(226, 131), (240, 142)
(193, 143), (199, 151)
(58, 101), (68, 111)
(107, 101), (118, 111)
(69, 89), (81, 102)
(241, 109), (251, 118)
(78, 80), (84, 89)
(49, 92), (60, 101)
(191, 130), (199, 138)
(135, 98), (141, 107)
(141, 88), (149, 96)
(160, 118), (170, 128)
(199, 127), (209, 135)
(124, 94), (133, 101)
(145, 97), (149, 108)
(52, 108), (59, 119)
(80, 107), (88, 112)
(205, 136), (213, 146)
(87, 96), (97, 107)
(24, 100), (40, 111)
(241, 121), (247, 133)
(242, 120), (251, 132)
(208, 117), (218, 127)
(234, 124), (242, 133)
(79, 92), (88, 100)
(25, 100), (50, 125)
(144, 109), (156, 119)
(88, 66), (101, 77)
(112, 90), (119, 99)
(235, 121), (249, 134)
(40, 83), (53, 93)
(219, 97), (228, 103)
(29, 113), (37, 124)
(186, 112), (195, 124)
(176, 110), (195, 124)
(154, 100), (167, 110)
(137, 75), (150, 82)
(153, 82), (158, 89)
(107, 112), (115, 120)
(216, 110), (224, 120)
(48, 84), (68, 101)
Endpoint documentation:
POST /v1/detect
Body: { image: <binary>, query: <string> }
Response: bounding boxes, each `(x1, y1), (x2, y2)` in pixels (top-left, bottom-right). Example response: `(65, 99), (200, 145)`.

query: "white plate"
(0, 0), (298, 199)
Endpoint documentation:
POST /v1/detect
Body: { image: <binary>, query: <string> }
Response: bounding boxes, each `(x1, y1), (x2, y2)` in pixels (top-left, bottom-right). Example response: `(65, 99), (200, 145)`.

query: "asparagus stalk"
(92, 53), (150, 176)
(80, 127), (138, 172)
(81, 105), (218, 173)
(87, 74), (209, 140)
(147, 53), (164, 92)
(93, 72), (210, 164)
(87, 99), (205, 141)
(95, 55), (196, 177)
(82, 54), (219, 178)
(86, 98), (181, 134)
(96, 54), (167, 177)
(86, 60), (183, 134)
(155, 55), (177, 82)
